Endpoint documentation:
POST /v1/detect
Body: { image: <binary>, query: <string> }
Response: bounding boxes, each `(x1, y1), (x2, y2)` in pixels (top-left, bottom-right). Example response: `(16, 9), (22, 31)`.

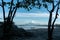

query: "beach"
(8, 27), (60, 40)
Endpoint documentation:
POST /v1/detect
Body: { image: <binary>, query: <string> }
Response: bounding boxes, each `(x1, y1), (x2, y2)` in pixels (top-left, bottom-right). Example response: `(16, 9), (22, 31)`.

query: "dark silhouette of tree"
(0, 0), (40, 40)
(1, 0), (5, 22)
(41, 0), (60, 40)
(23, 0), (60, 40)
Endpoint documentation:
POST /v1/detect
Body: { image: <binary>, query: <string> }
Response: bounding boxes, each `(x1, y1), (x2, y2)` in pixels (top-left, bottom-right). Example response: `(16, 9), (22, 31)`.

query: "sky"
(0, 0), (60, 25)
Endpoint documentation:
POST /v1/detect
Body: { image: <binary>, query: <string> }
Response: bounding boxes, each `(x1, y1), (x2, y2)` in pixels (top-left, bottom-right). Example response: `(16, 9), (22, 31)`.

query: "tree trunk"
(48, 12), (52, 40)
(2, 0), (5, 21)
(11, 7), (17, 21)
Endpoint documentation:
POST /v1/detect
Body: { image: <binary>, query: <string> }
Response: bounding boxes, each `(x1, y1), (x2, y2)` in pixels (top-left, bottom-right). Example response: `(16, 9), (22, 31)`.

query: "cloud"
(15, 12), (49, 17)
(15, 12), (60, 18)
(31, 20), (48, 25)
(0, 12), (60, 18)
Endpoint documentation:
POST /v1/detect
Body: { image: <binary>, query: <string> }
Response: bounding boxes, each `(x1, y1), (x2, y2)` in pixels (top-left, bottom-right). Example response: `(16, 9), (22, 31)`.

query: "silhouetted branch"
(11, 7), (17, 21)
(54, 1), (60, 8)
(1, 0), (5, 21)
(7, 0), (13, 22)
(11, 0), (19, 21)
(51, 3), (59, 31)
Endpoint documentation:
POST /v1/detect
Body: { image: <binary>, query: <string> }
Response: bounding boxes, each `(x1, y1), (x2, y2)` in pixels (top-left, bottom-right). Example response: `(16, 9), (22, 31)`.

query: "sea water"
(17, 26), (56, 30)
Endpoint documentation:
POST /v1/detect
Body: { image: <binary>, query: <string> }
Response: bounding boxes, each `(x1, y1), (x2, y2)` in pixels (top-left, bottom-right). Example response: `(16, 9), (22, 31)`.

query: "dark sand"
(9, 27), (60, 40)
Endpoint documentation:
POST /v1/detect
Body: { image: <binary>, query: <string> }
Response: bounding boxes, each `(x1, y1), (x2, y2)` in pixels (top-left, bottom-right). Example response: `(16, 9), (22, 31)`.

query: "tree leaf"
(42, 0), (54, 3)
(43, 4), (48, 8)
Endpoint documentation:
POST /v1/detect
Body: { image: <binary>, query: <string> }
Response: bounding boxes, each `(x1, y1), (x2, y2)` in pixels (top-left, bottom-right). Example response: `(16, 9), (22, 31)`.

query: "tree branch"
(11, 0), (19, 21)
(46, 8), (50, 12)
(11, 7), (17, 21)
(7, 0), (13, 21)
(51, 3), (59, 31)
(1, 0), (5, 21)
(54, 0), (60, 8)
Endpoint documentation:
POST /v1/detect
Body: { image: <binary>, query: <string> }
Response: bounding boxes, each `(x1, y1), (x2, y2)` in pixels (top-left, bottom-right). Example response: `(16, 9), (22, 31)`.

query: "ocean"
(17, 25), (60, 40)
(17, 26), (56, 30)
